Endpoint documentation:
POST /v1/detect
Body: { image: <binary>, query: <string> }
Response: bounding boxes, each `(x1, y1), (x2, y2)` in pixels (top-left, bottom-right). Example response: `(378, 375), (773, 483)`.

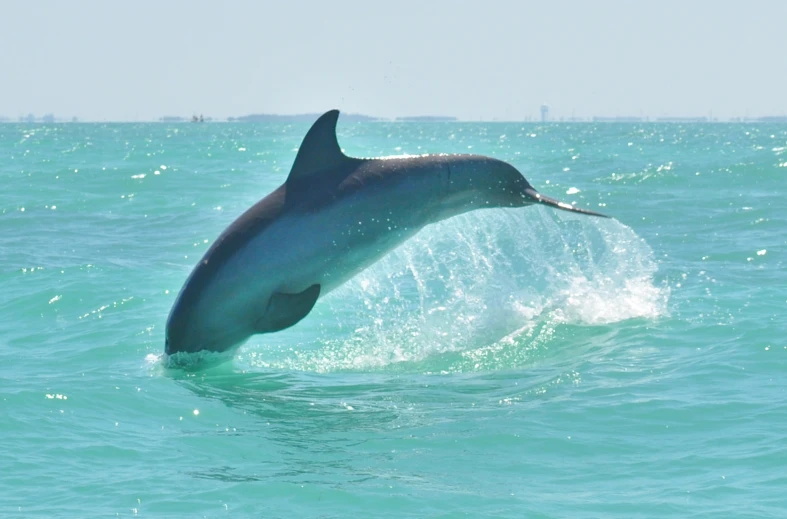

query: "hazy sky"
(2, 0), (785, 121)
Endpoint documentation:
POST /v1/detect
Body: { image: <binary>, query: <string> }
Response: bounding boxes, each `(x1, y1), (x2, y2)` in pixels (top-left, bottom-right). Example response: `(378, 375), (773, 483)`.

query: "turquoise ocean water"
(2, 120), (785, 517)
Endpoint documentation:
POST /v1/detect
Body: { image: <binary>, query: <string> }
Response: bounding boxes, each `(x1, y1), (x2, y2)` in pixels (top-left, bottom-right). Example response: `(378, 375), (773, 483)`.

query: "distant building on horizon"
(13, 113), (77, 123)
(540, 104), (549, 123)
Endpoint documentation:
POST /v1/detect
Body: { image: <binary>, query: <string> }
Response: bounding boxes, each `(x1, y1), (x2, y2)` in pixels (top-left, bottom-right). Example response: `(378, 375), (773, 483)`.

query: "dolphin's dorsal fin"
(287, 110), (348, 184)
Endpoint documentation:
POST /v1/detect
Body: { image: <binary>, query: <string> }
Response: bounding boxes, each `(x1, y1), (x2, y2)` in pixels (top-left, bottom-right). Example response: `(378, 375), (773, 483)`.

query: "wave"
(233, 207), (667, 373)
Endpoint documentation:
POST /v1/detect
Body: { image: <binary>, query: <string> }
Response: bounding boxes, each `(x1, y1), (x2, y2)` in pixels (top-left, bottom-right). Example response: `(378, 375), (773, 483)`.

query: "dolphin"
(165, 110), (608, 358)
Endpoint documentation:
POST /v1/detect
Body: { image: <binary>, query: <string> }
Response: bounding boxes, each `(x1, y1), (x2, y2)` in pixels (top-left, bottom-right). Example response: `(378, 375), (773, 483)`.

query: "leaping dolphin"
(165, 110), (608, 358)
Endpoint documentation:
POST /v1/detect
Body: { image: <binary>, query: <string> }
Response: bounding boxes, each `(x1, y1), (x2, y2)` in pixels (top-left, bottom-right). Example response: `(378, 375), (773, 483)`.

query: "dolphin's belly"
(219, 186), (436, 309)
(310, 217), (421, 294)
(269, 206), (423, 294)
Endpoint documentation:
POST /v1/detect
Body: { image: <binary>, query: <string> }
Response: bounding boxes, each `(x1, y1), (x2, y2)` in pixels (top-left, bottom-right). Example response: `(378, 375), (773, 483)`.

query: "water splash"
(239, 208), (667, 373)
(162, 350), (236, 371)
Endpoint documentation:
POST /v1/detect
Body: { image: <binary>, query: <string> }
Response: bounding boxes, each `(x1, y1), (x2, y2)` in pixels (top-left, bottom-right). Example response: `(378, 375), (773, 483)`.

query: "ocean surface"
(2, 120), (785, 518)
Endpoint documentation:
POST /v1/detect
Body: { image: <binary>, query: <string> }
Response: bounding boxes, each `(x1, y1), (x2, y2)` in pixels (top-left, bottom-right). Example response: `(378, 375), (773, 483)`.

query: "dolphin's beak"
(524, 187), (610, 218)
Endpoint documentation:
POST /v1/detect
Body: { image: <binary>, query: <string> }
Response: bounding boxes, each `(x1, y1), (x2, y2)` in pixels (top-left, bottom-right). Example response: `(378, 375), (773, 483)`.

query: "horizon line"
(2, 112), (787, 124)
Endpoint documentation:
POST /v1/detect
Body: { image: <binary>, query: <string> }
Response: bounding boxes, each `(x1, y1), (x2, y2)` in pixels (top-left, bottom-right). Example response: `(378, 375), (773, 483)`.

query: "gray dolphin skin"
(165, 110), (608, 357)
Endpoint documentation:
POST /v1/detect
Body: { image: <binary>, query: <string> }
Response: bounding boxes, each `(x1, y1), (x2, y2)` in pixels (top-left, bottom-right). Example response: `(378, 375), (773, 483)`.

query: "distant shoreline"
(2, 114), (786, 124)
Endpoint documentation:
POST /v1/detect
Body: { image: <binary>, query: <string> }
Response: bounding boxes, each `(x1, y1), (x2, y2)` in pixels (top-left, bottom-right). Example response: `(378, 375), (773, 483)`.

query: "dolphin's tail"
(524, 187), (610, 218)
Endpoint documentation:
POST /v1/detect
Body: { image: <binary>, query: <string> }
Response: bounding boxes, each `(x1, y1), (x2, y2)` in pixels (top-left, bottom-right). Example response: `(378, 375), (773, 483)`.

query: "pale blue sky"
(2, 0), (785, 121)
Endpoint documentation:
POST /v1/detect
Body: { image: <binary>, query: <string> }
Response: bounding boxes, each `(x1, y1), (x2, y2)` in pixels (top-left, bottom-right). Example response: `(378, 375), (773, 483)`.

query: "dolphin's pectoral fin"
(255, 284), (321, 334)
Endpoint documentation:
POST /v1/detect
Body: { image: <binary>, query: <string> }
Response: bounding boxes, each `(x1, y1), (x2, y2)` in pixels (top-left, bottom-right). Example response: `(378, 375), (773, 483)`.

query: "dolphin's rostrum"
(165, 110), (608, 357)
